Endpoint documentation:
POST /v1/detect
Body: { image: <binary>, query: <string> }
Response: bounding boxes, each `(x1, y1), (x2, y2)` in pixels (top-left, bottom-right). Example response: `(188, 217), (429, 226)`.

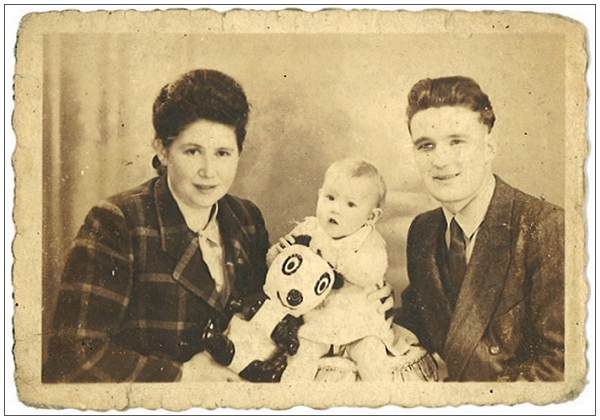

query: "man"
(395, 76), (564, 381)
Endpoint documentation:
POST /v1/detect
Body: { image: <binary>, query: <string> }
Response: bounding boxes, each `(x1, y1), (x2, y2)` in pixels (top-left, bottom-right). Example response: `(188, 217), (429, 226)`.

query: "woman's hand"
(179, 352), (241, 383)
(366, 282), (396, 328)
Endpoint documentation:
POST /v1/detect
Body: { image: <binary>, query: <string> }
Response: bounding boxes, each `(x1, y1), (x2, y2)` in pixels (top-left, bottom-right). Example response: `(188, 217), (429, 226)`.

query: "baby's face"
(316, 173), (379, 239)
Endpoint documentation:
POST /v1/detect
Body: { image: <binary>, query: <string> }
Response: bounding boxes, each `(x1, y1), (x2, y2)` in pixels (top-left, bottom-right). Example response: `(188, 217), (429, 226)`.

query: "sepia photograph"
(8, 4), (590, 412)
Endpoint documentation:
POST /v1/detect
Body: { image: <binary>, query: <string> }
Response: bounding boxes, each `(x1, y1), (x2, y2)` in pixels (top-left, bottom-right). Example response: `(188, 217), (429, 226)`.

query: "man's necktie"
(447, 218), (467, 307)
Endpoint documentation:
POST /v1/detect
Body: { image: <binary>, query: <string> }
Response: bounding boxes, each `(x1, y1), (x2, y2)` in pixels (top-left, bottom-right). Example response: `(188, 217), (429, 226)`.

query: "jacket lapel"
(154, 174), (221, 309)
(217, 197), (255, 301)
(411, 208), (453, 352)
(442, 176), (515, 379)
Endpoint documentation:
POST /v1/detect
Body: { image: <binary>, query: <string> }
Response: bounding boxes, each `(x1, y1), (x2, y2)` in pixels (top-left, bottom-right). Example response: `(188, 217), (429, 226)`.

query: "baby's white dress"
(286, 217), (397, 351)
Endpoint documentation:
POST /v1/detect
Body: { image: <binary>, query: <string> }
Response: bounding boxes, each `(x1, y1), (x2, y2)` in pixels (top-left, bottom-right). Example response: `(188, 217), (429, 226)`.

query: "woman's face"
(157, 119), (240, 211)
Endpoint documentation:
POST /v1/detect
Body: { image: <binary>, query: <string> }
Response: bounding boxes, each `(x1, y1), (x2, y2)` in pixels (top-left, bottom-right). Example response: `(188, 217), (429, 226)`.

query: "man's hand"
(366, 282), (395, 328)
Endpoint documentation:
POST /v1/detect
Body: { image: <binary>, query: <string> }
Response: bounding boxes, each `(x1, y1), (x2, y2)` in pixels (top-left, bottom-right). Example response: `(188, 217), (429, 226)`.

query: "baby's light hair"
(324, 158), (387, 208)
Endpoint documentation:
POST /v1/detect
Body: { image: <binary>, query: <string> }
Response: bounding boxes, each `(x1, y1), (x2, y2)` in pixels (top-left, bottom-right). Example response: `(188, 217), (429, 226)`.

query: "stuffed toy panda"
(201, 236), (339, 382)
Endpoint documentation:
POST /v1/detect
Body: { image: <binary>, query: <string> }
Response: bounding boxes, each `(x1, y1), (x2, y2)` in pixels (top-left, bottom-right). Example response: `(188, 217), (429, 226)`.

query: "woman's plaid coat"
(44, 174), (269, 382)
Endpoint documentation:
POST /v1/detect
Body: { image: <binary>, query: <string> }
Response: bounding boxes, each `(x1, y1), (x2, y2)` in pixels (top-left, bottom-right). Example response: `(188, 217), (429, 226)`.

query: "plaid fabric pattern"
(44, 175), (269, 382)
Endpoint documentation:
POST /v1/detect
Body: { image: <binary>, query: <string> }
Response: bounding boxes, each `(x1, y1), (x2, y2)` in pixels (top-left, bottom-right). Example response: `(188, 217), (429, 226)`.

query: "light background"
(4, 3), (594, 416)
(41, 32), (566, 361)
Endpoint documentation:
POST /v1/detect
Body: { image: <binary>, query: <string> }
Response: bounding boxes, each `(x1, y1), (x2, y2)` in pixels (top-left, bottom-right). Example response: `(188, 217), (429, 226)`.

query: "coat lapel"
(410, 208), (453, 352)
(217, 197), (256, 300)
(154, 175), (222, 309)
(442, 176), (515, 379)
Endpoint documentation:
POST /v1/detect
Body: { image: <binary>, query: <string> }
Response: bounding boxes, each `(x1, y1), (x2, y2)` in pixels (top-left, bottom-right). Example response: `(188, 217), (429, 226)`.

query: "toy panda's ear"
(333, 271), (345, 289)
(292, 234), (312, 247)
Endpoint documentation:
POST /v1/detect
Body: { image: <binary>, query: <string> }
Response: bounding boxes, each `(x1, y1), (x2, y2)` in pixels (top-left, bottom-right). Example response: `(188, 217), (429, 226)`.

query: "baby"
(267, 158), (399, 382)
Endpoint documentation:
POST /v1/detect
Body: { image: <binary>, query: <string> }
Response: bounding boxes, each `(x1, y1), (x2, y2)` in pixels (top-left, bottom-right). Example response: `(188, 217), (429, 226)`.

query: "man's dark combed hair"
(406, 76), (496, 132)
(152, 69), (250, 153)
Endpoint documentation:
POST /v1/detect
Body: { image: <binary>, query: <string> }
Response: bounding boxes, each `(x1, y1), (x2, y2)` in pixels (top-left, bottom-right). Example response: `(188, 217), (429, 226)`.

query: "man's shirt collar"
(442, 175), (496, 239)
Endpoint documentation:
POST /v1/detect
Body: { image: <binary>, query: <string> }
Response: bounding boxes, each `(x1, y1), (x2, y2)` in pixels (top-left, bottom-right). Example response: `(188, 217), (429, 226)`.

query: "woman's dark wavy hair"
(406, 76), (495, 133)
(152, 69), (250, 170)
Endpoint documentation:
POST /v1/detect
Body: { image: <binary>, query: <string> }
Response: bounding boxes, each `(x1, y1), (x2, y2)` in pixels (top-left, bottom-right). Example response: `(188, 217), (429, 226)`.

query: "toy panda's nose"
(286, 289), (303, 307)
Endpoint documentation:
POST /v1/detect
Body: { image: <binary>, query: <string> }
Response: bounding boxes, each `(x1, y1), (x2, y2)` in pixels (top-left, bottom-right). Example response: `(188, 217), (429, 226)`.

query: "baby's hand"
(275, 234), (296, 252)
(266, 234), (296, 266)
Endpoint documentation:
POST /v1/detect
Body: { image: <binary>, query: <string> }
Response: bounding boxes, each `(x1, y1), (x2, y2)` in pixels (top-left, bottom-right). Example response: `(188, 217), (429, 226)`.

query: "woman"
(44, 68), (399, 383)
(44, 69), (274, 382)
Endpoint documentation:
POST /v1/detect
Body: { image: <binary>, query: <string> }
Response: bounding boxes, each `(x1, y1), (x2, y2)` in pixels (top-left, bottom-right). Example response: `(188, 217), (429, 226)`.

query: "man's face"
(409, 106), (495, 212)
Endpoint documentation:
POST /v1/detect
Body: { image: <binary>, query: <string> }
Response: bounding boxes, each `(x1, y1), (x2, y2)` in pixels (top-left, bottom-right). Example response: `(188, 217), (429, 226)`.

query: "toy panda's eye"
(281, 254), (303, 275)
(314, 273), (332, 295)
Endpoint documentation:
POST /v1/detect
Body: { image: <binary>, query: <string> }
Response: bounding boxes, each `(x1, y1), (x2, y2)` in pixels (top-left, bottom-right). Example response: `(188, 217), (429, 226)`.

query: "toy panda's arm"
(200, 294), (269, 370)
(271, 314), (304, 355)
(201, 299), (302, 383)
(239, 352), (289, 382)
(201, 316), (293, 383)
(201, 319), (236, 366)
(226, 292), (268, 321)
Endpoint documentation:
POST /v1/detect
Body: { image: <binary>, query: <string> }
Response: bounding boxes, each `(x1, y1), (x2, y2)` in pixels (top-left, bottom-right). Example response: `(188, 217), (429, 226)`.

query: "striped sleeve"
(44, 201), (181, 382)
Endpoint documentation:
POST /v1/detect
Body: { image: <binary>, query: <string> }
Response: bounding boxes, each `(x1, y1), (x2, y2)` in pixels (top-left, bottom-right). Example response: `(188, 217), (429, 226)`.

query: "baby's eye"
(450, 138), (465, 146)
(347, 201), (356, 208)
(326, 194), (335, 201)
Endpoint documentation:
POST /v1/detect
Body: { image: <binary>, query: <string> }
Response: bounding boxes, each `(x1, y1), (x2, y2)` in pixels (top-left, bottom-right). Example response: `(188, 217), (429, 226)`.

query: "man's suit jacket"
(396, 176), (564, 381)
(44, 174), (269, 382)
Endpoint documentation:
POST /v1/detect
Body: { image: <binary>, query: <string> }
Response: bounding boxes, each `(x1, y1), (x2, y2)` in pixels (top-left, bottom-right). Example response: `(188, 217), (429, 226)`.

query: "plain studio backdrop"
(41, 33), (565, 362)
